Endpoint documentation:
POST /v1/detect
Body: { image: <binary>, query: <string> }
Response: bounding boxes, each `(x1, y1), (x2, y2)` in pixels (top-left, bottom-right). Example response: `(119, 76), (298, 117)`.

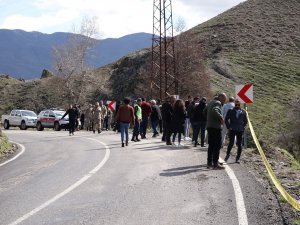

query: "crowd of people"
(64, 93), (248, 170)
(61, 100), (114, 136)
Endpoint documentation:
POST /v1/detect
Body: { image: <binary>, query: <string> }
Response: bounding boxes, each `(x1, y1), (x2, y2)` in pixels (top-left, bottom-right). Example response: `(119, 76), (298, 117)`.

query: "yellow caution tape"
(246, 111), (300, 211)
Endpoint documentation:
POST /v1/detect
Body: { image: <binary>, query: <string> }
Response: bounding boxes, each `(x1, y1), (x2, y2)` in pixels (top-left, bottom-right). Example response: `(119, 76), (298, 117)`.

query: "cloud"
(0, 0), (245, 38)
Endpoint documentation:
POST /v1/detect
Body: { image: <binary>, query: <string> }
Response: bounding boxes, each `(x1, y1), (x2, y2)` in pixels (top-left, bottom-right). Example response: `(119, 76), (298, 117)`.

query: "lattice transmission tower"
(151, 0), (177, 100)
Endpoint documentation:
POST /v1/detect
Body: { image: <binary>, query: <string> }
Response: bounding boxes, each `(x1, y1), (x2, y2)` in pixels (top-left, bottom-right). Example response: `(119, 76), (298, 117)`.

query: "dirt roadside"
(240, 147), (300, 225)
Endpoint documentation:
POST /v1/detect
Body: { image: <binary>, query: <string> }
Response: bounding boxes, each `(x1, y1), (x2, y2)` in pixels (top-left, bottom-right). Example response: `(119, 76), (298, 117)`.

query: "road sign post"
(106, 101), (116, 111)
(235, 83), (253, 103)
(235, 84), (253, 149)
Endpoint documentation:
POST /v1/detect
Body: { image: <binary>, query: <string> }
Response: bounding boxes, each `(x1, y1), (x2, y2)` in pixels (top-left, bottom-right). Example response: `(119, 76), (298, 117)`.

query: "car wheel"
(36, 122), (44, 131)
(4, 120), (10, 129)
(54, 122), (61, 131)
(20, 121), (27, 130)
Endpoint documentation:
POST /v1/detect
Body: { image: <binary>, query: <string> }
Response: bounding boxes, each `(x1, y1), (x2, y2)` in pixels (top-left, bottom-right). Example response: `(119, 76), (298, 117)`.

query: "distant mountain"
(0, 29), (153, 79)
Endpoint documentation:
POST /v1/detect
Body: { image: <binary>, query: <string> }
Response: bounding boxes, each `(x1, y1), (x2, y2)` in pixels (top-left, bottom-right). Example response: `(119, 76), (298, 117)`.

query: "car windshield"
(21, 111), (37, 117)
(54, 111), (65, 117)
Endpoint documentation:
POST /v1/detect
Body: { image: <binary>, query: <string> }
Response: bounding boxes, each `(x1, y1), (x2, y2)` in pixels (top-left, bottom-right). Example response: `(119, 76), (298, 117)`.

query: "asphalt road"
(0, 130), (283, 225)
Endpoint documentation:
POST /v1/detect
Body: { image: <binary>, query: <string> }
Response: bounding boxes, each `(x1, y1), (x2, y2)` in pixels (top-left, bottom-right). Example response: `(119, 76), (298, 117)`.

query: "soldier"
(84, 104), (93, 131)
(92, 102), (102, 134)
(104, 103), (112, 130)
(99, 100), (107, 131)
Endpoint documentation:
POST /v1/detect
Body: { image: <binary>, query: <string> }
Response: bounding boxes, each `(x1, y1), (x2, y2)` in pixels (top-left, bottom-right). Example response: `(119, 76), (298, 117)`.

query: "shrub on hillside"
(284, 91), (300, 161)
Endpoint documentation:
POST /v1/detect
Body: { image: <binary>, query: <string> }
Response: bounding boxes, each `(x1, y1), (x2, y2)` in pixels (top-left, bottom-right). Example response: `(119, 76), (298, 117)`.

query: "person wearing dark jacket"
(192, 97), (207, 147)
(203, 93), (227, 169)
(61, 104), (79, 136)
(224, 99), (247, 163)
(186, 97), (200, 143)
(150, 99), (162, 137)
(161, 95), (175, 145)
(171, 99), (186, 146)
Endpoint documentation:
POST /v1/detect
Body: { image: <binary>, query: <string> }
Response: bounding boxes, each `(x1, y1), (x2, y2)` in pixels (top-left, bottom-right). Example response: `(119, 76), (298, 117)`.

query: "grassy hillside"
(188, 0), (300, 149)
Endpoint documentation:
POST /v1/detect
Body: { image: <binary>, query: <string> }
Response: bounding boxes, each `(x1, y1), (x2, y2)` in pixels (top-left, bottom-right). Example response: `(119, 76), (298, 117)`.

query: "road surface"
(0, 130), (282, 225)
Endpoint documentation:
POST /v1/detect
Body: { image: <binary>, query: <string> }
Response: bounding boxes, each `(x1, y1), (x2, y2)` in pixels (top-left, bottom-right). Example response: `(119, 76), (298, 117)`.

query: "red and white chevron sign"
(235, 84), (253, 103)
(107, 101), (116, 111)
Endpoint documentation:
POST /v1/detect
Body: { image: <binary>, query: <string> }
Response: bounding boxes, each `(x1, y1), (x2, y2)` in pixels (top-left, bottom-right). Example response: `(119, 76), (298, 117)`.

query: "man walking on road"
(203, 93), (227, 169)
(224, 99), (248, 163)
(61, 104), (79, 136)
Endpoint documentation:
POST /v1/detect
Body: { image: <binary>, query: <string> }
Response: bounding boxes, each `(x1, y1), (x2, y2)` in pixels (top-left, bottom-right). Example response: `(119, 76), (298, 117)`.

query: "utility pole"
(151, 0), (177, 100)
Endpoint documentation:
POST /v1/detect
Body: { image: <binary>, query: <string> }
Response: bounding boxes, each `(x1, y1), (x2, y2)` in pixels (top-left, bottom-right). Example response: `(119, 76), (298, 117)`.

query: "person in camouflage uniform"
(92, 102), (102, 134)
(84, 104), (93, 131)
(99, 100), (107, 131)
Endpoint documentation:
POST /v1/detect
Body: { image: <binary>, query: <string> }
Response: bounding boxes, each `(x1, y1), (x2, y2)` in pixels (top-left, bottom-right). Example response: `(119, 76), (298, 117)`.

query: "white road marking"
(223, 159), (249, 225)
(0, 143), (25, 167)
(7, 138), (110, 225)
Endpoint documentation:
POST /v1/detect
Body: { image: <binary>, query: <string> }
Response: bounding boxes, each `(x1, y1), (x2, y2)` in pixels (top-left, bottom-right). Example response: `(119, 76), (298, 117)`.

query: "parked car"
(36, 108), (69, 131)
(1, 109), (37, 130)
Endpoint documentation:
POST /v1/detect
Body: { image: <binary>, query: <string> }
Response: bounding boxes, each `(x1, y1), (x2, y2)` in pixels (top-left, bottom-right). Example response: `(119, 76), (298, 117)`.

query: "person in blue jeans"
(224, 99), (248, 163)
(115, 97), (135, 147)
(150, 99), (162, 137)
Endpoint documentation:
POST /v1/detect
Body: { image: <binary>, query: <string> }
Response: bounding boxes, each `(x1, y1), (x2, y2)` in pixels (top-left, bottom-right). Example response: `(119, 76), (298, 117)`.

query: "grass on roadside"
(293, 219), (300, 225)
(0, 134), (13, 156)
(279, 148), (300, 170)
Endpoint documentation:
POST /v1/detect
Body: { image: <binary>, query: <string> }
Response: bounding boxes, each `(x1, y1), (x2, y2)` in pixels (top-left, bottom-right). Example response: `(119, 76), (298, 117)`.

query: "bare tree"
(174, 24), (210, 99)
(52, 16), (99, 104)
(174, 16), (187, 36)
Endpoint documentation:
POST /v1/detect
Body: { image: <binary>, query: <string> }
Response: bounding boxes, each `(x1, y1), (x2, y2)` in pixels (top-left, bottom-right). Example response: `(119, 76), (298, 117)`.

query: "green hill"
(189, 0), (300, 151)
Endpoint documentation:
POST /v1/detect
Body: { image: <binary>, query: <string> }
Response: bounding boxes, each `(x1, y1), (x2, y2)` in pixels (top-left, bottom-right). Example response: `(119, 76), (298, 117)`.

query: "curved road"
(1, 130), (282, 225)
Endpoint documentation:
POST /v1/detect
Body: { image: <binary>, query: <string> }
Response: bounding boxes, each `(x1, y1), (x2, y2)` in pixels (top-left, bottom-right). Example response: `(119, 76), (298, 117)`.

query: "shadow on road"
(159, 164), (210, 177)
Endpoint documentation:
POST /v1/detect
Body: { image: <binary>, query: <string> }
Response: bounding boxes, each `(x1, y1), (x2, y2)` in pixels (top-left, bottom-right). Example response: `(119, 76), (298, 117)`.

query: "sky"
(0, 0), (246, 39)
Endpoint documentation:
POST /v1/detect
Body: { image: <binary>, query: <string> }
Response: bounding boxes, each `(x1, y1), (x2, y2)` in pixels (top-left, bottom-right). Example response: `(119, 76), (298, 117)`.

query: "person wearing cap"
(224, 99), (247, 163)
(131, 98), (142, 142)
(150, 99), (162, 138)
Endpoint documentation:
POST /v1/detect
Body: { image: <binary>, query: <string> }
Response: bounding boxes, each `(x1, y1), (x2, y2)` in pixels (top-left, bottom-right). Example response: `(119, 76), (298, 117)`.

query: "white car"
(36, 109), (69, 131)
(1, 109), (37, 130)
